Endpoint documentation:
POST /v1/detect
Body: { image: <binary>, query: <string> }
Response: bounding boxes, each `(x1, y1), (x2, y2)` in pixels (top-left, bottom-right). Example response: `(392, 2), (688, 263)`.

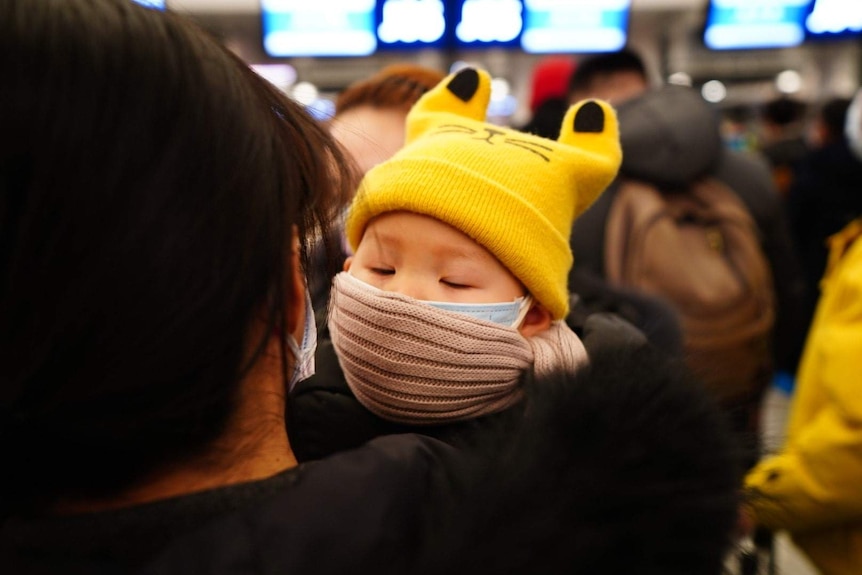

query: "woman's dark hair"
(0, 0), (352, 511)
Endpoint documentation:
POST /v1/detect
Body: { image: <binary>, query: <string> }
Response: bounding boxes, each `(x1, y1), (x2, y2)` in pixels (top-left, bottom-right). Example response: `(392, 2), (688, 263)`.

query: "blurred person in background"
(719, 104), (759, 153)
(567, 50), (807, 396)
(743, 87), (862, 575)
(518, 56), (576, 139)
(554, 49), (686, 358)
(328, 63), (446, 177)
(567, 48), (649, 106)
(786, 96), (862, 349)
(757, 96), (810, 200)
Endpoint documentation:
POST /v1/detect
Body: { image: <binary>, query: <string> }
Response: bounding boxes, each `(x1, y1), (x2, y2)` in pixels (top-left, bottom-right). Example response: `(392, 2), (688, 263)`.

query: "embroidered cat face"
(345, 67), (622, 319)
(426, 123), (555, 161)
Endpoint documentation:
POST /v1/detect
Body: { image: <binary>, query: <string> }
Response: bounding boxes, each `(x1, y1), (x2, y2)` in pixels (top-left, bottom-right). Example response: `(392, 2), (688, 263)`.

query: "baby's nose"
(389, 275), (430, 301)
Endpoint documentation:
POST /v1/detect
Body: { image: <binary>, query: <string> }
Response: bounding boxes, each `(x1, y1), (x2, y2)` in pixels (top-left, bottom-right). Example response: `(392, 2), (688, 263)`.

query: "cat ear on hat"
(559, 99), (622, 217)
(406, 67), (492, 142)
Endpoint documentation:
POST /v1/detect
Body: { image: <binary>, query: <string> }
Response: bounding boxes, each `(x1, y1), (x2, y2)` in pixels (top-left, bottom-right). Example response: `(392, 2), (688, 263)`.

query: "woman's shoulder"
(143, 433), (458, 575)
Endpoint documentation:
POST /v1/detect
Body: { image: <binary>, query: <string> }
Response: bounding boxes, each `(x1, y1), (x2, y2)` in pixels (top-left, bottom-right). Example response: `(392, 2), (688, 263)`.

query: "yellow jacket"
(746, 218), (862, 575)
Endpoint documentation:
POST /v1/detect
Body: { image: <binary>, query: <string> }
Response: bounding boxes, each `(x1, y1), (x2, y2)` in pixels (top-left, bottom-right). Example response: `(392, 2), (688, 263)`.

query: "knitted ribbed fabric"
(329, 273), (588, 425)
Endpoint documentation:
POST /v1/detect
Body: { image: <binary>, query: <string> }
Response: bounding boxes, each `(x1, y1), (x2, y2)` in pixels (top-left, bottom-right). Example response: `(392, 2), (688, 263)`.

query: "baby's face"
(346, 211), (525, 304)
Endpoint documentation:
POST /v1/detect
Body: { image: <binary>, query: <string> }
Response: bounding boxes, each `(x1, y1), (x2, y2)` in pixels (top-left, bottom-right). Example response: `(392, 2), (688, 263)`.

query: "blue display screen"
(804, 0), (862, 41)
(132, 0), (165, 8)
(262, 0), (635, 56)
(703, 0), (811, 50)
(452, 0), (525, 48)
(375, 0), (449, 50)
(262, 0), (377, 57)
(521, 0), (630, 54)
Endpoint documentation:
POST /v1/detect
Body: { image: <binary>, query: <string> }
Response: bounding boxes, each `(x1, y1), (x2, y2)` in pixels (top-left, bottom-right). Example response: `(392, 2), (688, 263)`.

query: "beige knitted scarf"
(328, 272), (588, 425)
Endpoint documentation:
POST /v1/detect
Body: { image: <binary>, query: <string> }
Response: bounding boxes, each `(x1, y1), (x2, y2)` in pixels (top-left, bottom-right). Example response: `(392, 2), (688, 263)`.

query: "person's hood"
(615, 85), (723, 189)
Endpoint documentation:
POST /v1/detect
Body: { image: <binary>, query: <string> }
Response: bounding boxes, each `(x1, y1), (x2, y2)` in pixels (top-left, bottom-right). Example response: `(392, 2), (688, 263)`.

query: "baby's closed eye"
(370, 267), (395, 276)
(440, 278), (472, 289)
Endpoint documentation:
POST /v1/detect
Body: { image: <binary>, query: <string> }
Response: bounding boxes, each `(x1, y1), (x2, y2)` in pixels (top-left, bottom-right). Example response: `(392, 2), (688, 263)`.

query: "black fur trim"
(415, 346), (743, 575)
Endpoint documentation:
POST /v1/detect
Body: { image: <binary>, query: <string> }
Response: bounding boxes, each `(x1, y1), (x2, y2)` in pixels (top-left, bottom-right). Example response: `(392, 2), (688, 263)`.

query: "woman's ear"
(519, 303), (553, 338)
(286, 232), (306, 342)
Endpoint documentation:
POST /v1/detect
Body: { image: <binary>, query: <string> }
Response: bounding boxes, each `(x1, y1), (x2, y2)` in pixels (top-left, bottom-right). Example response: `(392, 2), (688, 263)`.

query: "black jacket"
(0, 434), (456, 575)
(1, 348), (741, 575)
(786, 139), (862, 339)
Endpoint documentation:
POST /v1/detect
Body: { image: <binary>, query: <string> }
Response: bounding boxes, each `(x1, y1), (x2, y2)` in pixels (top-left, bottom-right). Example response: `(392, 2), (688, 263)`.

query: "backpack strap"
(604, 178), (668, 285)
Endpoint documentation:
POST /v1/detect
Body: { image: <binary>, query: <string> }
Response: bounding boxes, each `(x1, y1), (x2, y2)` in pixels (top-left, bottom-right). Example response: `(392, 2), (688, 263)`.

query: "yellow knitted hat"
(346, 67), (621, 319)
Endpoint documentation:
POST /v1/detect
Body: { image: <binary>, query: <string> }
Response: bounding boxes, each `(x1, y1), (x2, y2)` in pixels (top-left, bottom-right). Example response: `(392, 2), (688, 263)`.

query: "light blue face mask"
(424, 295), (533, 327)
(286, 288), (317, 392)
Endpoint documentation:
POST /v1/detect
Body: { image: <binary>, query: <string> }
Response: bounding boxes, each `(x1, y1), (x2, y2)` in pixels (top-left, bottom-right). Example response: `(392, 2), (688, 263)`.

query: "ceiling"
(169, 0), (705, 15)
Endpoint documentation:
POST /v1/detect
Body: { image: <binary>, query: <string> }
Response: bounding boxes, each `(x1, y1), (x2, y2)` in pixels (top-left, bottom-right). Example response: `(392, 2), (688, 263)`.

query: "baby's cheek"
(349, 268), (377, 286)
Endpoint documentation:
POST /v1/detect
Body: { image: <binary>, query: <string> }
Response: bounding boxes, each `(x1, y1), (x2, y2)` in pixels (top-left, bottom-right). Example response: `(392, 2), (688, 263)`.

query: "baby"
(326, 67), (621, 426)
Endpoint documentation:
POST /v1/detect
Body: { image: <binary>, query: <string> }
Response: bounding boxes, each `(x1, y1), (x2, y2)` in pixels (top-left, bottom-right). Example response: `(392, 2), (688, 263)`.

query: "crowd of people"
(1, 1), (860, 574)
(556, 49), (862, 575)
(744, 89), (862, 575)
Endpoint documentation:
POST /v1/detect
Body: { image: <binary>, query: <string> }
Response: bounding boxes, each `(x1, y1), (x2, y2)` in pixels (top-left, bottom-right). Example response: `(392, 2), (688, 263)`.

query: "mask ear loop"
(510, 295), (534, 328)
